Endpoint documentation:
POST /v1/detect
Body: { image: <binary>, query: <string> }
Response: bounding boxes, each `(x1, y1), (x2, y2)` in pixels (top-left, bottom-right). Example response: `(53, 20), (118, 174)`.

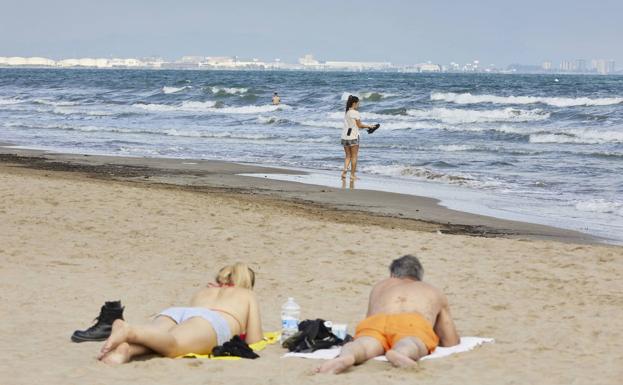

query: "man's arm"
(433, 294), (460, 347)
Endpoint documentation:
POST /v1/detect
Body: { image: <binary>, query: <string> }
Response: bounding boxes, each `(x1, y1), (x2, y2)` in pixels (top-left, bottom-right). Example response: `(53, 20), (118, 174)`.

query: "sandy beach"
(1, 149), (622, 385)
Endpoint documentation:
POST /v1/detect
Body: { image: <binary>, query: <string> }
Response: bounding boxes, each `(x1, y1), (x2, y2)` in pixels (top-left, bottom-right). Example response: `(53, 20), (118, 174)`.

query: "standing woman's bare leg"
(342, 146), (352, 179)
(350, 145), (360, 181)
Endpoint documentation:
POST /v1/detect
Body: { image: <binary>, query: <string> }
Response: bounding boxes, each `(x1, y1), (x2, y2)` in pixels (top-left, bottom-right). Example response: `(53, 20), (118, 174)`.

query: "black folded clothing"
(282, 318), (350, 353)
(212, 335), (259, 359)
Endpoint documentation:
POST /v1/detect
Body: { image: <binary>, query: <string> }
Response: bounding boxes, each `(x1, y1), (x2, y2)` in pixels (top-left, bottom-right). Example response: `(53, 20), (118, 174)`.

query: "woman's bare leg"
(350, 145), (360, 180)
(342, 146), (352, 178)
(99, 316), (175, 363)
(101, 317), (217, 360)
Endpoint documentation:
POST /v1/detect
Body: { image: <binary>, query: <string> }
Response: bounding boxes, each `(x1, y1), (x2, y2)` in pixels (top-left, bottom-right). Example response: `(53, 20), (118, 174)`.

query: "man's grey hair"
(389, 255), (424, 281)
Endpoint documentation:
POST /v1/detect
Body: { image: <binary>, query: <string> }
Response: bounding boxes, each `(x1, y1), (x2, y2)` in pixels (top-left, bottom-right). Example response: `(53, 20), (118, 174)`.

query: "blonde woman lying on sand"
(97, 263), (263, 364)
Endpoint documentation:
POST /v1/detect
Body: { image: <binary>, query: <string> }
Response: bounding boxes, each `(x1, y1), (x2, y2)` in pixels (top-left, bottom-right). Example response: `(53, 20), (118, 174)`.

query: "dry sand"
(0, 161), (622, 385)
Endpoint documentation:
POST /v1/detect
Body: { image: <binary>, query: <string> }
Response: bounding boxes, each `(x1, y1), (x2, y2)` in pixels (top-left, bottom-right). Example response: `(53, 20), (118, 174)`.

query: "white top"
(341, 109), (361, 140)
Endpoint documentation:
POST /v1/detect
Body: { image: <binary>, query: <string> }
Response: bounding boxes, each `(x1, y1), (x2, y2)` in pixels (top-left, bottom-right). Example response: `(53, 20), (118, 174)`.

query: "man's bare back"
(317, 255), (459, 374)
(367, 278), (459, 347)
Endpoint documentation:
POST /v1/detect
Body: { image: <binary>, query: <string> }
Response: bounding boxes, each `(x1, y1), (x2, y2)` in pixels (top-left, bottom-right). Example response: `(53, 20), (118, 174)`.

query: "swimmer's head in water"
(390, 255), (424, 281)
(216, 263), (256, 289)
(345, 95), (359, 113)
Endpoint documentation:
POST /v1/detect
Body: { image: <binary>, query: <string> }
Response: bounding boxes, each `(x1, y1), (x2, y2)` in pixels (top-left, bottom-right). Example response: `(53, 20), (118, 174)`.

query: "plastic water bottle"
(281, 297), (301, 341)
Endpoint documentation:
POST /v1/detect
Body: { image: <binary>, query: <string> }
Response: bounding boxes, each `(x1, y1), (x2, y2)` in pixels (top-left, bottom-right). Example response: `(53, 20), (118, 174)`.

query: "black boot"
(71, 301), (124, 342)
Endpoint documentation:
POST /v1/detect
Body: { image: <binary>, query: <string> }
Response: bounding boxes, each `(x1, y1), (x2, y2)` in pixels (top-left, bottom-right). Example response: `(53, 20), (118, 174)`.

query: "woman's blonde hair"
(216, 263), (256, 289)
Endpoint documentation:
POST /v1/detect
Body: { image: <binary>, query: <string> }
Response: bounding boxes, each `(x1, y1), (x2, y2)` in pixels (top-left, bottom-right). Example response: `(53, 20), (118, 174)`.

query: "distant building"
(542, 61), (552, 71)
(576, 59), (586, 72)
(560, 60), (573, 71)
(417, 62), (442, 72)
(298, 54), (319, 66)
(591, 59), (614, 75)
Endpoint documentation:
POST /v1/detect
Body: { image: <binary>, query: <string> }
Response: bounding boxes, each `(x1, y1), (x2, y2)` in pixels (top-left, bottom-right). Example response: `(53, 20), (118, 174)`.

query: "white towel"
(282, 336), (494, 361)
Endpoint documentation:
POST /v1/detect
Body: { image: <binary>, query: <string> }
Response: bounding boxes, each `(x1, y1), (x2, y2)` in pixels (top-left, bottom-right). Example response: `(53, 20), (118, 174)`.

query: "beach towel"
(282, 336), (493, 361)
(180, 331), (280, 360)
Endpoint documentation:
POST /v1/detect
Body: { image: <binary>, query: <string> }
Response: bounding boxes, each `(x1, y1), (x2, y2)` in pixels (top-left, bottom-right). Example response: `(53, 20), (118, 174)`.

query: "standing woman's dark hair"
(346, 95), (359, 113)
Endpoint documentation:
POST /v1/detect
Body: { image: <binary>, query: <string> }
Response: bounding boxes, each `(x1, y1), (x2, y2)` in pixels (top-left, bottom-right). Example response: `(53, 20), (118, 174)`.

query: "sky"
(1, 0), (622, 67)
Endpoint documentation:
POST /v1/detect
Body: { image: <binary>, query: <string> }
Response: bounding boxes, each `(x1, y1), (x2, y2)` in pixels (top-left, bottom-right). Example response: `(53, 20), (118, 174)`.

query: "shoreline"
(0, 145), (604, 244)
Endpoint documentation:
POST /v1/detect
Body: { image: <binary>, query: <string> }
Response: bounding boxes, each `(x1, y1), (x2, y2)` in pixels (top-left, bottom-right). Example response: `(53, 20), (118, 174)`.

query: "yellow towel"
(180, 332), (281, 360)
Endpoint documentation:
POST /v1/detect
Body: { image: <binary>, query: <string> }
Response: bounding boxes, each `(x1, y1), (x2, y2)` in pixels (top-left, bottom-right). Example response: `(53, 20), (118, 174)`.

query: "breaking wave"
(162, 86), (192, 94)
(406, 107), (550, 123)
(211, 86), (248, 95)
(431, 92), (623, 107)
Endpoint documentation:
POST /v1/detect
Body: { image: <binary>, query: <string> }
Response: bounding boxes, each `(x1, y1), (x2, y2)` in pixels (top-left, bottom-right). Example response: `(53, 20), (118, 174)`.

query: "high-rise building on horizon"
(576, 59), (586, 72)
(542, 61), (552, 71)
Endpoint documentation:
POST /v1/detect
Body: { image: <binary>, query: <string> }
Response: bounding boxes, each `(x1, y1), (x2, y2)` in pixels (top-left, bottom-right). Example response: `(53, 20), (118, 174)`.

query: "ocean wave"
(217, 104), (290, 114)
(162, 86), (192, 94)
(436, 144), (479, 152)
(257, 115), (292, 125)
(575, 199), (623, 216)
(132, 101), (217, 112)
(52, 106), (122, 116)
(406, 107), (550, 123)
(132, 101), (288, 114)
(32, 98), (80, 106)
(0, 97), (22, 105)
(431, 92), (623, 107)
(341, 91), (395, 101)
(529, 129), (623, 144)
(211, 86), (248, 95)
(363, 164), (502, 188)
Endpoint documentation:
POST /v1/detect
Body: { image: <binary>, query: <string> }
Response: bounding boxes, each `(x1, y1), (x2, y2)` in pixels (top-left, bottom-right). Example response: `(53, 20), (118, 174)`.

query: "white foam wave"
(163, 129), (274, 140)
(211, 86), (248, 95)
(437, 144), (478, 152)
(0, 98), (21, 105)
(363, 164), (502, 188)
(529, 129), (623, 144)
(216, 104), (289, 114)
(162, 86), (192, 94)
(431, 92), (623, 107)
(406, 107), (550, 123)
(32, 98), (80, 106)
(52, 106), (120, 116)
(340, 91), (395, 101)
(575, 199), (623, 216)
(133, 101), (217, 112)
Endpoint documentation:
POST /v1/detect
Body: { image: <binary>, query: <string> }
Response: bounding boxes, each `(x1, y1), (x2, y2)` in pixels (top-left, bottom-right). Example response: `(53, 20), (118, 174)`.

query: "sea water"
(0, 69), (621, 242)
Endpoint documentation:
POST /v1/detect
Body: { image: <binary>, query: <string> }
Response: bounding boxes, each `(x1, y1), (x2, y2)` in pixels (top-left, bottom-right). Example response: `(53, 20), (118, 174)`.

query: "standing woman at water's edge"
(341, 95), (378, 181)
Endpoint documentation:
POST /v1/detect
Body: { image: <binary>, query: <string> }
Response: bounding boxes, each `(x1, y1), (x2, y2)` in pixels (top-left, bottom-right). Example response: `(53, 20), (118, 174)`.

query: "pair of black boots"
(71, 300), (125, 342)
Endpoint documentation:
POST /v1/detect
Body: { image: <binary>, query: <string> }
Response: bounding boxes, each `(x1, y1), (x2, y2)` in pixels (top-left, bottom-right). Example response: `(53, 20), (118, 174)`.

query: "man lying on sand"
(98, 263), (263, 364)
(317, 255), (460, 374)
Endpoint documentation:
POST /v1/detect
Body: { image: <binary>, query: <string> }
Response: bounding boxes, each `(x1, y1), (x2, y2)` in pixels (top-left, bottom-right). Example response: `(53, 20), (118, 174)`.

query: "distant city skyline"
(1, 0), (622, 66)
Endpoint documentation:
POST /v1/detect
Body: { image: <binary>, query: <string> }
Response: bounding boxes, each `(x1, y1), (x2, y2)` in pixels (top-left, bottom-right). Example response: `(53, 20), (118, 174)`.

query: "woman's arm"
(244, 292), (264, 344)
(355, 119), (373, 129)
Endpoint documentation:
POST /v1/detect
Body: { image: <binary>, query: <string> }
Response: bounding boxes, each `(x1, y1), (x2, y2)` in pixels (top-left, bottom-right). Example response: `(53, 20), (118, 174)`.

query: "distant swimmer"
(272, 92), (281, 105)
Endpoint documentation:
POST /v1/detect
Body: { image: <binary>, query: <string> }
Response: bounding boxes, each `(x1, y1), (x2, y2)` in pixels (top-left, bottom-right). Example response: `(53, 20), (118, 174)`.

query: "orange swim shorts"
(354, 313), (439, 353)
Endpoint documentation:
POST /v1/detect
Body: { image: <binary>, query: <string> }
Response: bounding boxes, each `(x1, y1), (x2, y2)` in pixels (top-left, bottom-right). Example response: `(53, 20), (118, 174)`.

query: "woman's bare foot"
(98, 319), (131, 359)
(315, 355), (356, 374)
(385, 349), (418, 368)
(99, 342), (131, 365)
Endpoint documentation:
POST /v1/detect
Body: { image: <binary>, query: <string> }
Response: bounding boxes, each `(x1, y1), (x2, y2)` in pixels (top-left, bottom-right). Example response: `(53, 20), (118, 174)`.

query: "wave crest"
(431, 92), (623, 107)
